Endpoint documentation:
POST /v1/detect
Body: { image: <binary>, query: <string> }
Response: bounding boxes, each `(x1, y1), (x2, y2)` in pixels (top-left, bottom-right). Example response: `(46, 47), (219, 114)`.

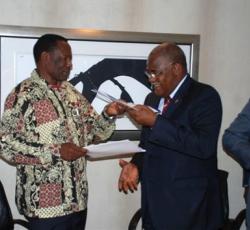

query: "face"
(45, 41), (72, 83)
(146, 53), (182, 98)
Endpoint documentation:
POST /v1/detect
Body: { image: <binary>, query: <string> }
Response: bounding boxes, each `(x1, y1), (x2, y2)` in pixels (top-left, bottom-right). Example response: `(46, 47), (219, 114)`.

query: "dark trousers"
(141, 200), (155, 230)
(26, 209), (87, 230)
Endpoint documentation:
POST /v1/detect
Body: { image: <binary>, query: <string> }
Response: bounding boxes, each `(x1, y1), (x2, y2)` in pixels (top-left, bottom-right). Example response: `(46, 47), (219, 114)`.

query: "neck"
(36, 68), (59, 85)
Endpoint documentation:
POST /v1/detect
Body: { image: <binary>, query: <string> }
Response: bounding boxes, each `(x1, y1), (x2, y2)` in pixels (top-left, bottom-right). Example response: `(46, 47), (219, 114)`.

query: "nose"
(66, 58), (73, 69)
(148, 76), (156, 83)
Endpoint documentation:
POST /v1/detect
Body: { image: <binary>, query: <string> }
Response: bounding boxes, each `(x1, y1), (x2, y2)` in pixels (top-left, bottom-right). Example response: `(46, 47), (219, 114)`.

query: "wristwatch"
(101, 110), (116, 122)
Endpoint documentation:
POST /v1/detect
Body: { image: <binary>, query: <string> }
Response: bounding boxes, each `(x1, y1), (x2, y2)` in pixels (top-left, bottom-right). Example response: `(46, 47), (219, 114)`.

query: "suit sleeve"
(222, 99), (250, 170)
(130, 93), (157, 175)
(148, 87), (222, 160)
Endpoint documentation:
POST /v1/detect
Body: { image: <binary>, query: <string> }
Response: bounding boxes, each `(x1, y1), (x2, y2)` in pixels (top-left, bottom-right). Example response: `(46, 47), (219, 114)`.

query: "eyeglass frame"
(144, 62), (174, 80)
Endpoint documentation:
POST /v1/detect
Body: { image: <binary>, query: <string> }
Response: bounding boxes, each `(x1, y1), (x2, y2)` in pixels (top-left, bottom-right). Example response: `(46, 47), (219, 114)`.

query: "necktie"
(162, 97), (171, 114)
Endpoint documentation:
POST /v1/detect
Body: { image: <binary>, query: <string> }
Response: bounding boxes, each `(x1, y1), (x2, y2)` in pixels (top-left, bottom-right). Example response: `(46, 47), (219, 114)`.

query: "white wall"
(1, 0), (250, 229)
(200, 1), (250, 222)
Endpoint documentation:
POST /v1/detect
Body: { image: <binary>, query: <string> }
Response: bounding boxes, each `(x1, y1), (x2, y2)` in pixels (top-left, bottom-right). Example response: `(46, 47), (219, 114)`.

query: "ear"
(172, 63), (183, 76)
(40, 51), (50, 65)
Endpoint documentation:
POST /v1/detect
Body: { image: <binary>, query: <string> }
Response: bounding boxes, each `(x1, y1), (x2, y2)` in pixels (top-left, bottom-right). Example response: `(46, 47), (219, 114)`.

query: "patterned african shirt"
(0, 69), (115, 218)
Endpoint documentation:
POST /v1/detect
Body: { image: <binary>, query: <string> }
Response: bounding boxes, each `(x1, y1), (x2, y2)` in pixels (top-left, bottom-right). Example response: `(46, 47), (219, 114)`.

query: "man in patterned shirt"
(0, 34), (123, 230)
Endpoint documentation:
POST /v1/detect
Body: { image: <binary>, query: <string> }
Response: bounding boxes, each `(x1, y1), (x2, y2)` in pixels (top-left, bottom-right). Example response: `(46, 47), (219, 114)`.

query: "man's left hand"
(127, 105), (157, 127)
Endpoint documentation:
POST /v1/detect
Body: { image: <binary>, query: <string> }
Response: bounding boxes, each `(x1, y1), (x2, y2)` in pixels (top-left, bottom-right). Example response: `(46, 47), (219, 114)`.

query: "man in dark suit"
(118, 42), (223, 229)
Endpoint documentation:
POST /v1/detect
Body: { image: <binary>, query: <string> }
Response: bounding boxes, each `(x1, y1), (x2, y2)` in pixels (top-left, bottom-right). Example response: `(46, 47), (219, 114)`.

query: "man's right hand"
(60, 143), (87, 161)
(118, 159), (139, 194)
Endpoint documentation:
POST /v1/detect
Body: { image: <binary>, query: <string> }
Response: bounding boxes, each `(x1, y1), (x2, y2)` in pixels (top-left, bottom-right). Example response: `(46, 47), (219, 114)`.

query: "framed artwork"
(0, 25), (200, 140)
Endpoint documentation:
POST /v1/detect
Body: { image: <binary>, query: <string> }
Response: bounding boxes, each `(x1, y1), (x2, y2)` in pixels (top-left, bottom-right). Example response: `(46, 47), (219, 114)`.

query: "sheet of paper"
(85, 139), (145, 160)
(91, 88), (137, 110)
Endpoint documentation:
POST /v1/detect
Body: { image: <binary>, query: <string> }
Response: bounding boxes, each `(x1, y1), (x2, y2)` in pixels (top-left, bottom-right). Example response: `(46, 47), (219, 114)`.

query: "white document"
(91, 88), (137, 110)
(85, 139), (145, 160)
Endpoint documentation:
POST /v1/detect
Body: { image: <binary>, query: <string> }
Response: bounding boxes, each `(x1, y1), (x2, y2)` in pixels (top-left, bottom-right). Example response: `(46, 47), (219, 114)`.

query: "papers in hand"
(91, 89), (158, 112)
(91, 89), (136, 110)
(85, 139), (145, 160)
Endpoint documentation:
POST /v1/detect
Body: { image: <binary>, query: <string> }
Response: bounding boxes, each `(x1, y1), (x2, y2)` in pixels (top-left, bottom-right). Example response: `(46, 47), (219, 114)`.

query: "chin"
(153, 88), (164, 97)
(61, 75), (69, 81)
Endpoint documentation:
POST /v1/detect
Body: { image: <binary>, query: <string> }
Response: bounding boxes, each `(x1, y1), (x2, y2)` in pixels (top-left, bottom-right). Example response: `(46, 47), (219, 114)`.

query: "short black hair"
(33, 34), (68, 64)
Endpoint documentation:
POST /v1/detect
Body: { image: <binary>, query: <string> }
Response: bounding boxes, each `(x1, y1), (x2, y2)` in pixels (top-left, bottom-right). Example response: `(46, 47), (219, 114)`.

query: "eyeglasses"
(145, 62), (174, 80)
(144, 70), (163, 80)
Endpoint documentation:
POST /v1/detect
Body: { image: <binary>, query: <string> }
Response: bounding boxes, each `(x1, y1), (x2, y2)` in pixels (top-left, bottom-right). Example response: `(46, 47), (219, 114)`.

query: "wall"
(0, 0), (250, 229)
(200, 1), (250, 221)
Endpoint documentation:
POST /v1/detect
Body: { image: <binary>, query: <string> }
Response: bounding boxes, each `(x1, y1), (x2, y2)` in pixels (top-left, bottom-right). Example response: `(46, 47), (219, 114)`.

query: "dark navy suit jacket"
(132, 76), (223, 229)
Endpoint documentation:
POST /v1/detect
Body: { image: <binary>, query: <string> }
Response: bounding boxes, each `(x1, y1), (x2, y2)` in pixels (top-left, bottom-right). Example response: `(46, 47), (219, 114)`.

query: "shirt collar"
(169, 74), (188, 99)
(158, 74), (188, 112)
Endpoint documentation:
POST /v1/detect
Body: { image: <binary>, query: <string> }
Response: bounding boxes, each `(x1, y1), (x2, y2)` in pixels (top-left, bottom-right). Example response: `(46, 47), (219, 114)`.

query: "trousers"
(26, 209), (87, 230)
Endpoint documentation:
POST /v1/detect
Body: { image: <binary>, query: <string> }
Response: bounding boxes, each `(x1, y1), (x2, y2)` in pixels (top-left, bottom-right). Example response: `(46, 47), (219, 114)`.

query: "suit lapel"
(164, 75), (192, 117)
(145, 75), (193, 117)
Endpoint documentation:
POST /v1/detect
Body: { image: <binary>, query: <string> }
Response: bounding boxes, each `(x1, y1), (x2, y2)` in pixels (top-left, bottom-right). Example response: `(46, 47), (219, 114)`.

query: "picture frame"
(0, 25), (200, 140)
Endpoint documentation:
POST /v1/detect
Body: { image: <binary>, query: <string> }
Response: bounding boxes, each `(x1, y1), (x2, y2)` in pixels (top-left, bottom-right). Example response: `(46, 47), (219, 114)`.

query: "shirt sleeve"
(0, 91), (60, 165)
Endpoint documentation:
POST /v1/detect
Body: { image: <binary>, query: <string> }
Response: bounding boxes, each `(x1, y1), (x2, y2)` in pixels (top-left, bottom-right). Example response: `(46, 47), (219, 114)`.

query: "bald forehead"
(148, 44), (171, 65)
(150, 43), (175, 58)
(148, 42), (187, 71)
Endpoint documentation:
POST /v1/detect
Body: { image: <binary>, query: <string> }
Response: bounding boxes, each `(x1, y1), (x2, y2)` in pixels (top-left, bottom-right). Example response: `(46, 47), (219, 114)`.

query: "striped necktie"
(162, 97), (171, 114)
